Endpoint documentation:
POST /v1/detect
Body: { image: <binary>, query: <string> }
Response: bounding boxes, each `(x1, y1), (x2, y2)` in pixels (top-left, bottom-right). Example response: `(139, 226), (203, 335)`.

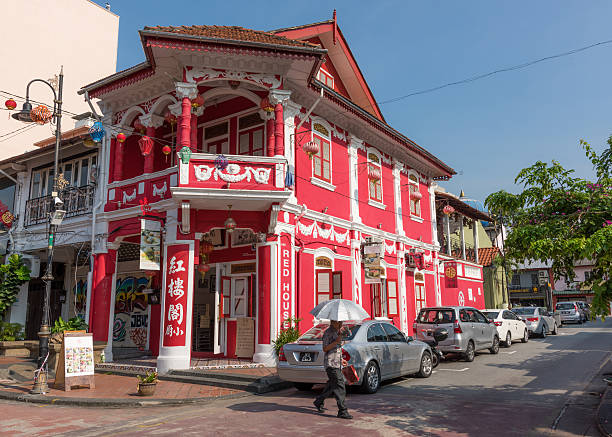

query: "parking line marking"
(502, 351), (517, 355)
(438, 367), (469, 372)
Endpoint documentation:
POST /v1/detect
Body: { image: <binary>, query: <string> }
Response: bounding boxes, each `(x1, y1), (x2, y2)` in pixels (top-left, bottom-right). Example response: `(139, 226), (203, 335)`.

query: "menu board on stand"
(54, 331), (95, 391)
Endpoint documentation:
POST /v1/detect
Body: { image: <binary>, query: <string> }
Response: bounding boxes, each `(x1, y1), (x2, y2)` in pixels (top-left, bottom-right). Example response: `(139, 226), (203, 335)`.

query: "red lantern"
(5, 99), (16, 110)
(302, 141), (319, 159)
(443, 205), (455, 215)
(368, 166), (381, 182)
(116, 133), (126, 143)
(138, 136), (154, 156)
(411, 190), (423, 200)
(162, 145), (171, 163)
(260, 96), (274, 113)
(164, 111), (177, 126)
(199, 239), (214, 256)
(198, 263), (210, 274)
(133, 119), (145, 133)
(192, 95), (205, 108)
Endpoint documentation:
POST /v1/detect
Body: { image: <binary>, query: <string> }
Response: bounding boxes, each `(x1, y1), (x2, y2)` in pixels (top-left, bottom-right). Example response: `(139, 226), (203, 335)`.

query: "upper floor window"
(203, 121), (229, 155)
(368, 152), (382, 203)
(238, 113), (264, 156)
(317, 68), (334, 89)
(31, 154), (97, 199)
(408, 173), (421, 216)
(0, 177), (16, 212)
(312, 123), (331, 183)
(415, 272), (426, 314)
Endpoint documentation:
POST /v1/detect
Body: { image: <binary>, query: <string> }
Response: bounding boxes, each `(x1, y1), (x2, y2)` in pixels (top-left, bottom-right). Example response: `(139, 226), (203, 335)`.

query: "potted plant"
(137, 370), (159, 396)
(272, 317), (301, 362)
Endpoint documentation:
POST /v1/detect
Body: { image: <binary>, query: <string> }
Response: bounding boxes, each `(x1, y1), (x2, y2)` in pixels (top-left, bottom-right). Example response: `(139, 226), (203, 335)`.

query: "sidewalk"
(0, 357), (261, 407)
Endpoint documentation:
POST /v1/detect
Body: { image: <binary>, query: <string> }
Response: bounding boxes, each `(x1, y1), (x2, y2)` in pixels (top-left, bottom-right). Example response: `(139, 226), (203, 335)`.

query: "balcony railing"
(25, 185), (95, 226)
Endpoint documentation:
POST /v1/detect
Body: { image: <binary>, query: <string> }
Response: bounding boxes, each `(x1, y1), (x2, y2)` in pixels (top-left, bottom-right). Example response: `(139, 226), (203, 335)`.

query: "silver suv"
(414, 306), (500, 362)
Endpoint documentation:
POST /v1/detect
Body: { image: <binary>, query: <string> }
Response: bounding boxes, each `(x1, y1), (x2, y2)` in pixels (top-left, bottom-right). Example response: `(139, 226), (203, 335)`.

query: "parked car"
(414, 306), (499, 362)
(482, 309), (528, 347)
(555, 302), (583, 324)
(577, 302), (591, 321)
(277, 320), (433, 394)
(511, 307), (559, 337)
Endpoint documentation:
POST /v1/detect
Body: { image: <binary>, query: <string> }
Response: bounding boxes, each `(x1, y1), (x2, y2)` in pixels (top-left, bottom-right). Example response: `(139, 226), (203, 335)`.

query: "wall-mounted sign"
(363, 242), (383, 284)
(163, 245), (189, 347)
(0, 201), (14, 228)
(315, 256), (332, 268)
(279, 235), (293, 327)
(445, 262), (458, 288)
(230, 262), (256, 274)
(140, 219), (161, 270)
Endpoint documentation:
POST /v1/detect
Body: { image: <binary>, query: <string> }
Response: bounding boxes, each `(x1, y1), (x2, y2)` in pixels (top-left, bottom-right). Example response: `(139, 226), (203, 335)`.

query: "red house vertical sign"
(279, 235), (293, 328)
(163, 244), (189, 347)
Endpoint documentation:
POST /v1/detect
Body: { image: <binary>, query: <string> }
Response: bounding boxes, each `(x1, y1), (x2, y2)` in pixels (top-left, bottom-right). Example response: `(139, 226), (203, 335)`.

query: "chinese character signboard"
(140, 219), (161, 270)
(445, 262), (458, 289)
(163, 245), (189, 347)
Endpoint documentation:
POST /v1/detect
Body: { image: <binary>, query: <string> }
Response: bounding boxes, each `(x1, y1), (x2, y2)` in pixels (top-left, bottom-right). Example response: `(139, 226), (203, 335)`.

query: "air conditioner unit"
(19, 254), (40, 278)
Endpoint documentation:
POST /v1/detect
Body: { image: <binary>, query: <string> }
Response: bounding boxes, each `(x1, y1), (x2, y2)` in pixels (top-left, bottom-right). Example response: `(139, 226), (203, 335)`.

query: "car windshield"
(512, 308), (536, 315)
(556, 303), (575, 310)
(299, 323), (360, 342)
(417, 309), (456, 324)
(482, 311), (500, 320)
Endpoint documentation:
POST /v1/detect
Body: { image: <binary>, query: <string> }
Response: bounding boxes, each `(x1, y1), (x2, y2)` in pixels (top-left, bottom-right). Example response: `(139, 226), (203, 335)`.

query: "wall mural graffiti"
(113, 275), (150, 349)
(73, 279), (88, 319)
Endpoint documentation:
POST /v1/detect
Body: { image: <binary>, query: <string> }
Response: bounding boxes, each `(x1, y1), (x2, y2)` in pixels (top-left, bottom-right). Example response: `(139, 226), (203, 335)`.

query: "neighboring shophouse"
(0, 118), (103, 340)
(552, 260), (595, 306)
(508, 261), (554, 308)
(75, 19), (489, 372)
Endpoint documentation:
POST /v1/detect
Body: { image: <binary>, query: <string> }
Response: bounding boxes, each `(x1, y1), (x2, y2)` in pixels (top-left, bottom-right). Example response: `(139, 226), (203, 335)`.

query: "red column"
(89, 250), (117, 343)
(179, 97), (192, 151)
(274, 103), (284, 156)
(257, 244), (271, 345)
(112, 138), (122, 182)
(266, 117), (275, 157)
(144, 126), (156, 173)
(190, 114), (198, 153)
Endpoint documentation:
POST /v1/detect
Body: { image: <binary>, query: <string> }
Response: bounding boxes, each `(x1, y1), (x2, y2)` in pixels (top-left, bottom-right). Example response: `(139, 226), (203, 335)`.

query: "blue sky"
(95, 1), (612, 203)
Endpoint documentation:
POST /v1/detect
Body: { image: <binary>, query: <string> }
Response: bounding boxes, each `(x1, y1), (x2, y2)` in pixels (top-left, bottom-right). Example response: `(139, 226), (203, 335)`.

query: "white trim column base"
(157, 353), (190, 373)
(253, 343), (276, 367)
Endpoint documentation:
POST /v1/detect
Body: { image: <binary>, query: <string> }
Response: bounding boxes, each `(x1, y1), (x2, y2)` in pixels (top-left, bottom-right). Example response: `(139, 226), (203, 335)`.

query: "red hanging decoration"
(5, 99), (16, 110)
(368, 166), (381, 182)
(443, 205), (455, 215)
(192, 95), (205, 108)
(260, 96), (274, 113)
(138, 136), (154, 156)
(197, 263), (210, 275)
(162, 145), (171, 162)
(30, 105), (53, 124)
(133, 119), (145, 133)
(116, 132), (126, 143)
(411, 190), (423, 200)
(302, 141), (319, 160)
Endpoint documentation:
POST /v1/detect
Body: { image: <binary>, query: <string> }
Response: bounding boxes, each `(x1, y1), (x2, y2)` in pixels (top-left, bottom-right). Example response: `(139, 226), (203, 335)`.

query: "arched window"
(415, 272), (426, 313)
(312, 122), (332, 183)
(314, 253), (342, 305)
(368, 151), (383, 203)
(408, 172), (421, 217)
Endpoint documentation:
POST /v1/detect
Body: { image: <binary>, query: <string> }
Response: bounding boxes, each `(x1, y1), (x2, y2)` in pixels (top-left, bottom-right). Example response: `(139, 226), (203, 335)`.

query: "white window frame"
(367, 147), (384, 205)
(407, 170), (421, 218)
(30, 153), (97, 199)
(317, 67), (335, 89)
(237, 111), (265, 156)
(310, 118), (334, 187)
(415, 272), (426, 314)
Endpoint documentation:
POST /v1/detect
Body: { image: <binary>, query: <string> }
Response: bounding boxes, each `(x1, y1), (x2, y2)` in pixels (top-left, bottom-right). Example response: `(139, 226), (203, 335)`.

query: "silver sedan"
(277, 320), (433, 394)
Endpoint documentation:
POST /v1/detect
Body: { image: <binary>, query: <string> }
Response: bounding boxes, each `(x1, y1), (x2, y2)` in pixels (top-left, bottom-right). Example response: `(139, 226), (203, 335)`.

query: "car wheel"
(551, 323), (558, 335)
(464, 340), (475, 362)
(361, 361), (380, 394)
(431, 351), (440, 368)
(541, 324), (547, 338)
(293, 382), (313, 391)
(417, 352), (433, 378)
(505, 332), (512, 348)
(521, 329), (528, 343)
(489, 335), (500, 354)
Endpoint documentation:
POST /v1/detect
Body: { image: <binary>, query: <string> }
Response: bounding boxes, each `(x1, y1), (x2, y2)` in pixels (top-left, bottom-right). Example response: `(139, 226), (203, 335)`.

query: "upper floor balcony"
(171, 153), (291, 211)
(25, 184), (95, 227)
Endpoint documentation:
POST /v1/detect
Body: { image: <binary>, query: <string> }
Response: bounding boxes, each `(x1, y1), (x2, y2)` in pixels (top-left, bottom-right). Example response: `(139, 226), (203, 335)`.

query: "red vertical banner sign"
(163, 244), (189, 347)
(279, 235), (293, 329)
(445, 262), (458, 289)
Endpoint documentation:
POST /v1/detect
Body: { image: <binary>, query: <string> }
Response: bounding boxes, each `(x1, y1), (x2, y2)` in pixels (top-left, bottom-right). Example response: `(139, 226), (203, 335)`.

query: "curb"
(598, 384), (612, 437)
(0, 388), (252, 408)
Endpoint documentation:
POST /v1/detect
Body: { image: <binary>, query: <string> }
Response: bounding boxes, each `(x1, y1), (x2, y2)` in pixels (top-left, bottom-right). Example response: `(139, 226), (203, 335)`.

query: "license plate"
(300, 352), (313, 362)
(562, 311), (570, 315)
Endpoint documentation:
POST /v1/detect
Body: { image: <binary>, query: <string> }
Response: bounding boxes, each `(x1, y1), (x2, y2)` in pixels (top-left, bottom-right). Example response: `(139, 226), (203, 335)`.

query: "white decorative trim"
(153, 181), (168, 198)
(108, 167), (178, 189)
(410, 215), (424, 223)
(297, 220), (350, 244)
(122, 189), (136, 203)
(384, 240), (396, 254)
(194, 164), (272, 184)
(175, 82), (198, 100)
(368, 199), (386, 210)
(138, 182), (145, 195)
(269, 89), (292, 105)
(139, 113), (164, 129)
(186, 68), (282, 89)
(310, 177), (336, 192)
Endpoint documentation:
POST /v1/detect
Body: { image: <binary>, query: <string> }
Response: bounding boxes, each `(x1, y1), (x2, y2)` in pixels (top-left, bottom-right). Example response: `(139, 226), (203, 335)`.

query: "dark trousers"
(315, 367), (347, 413)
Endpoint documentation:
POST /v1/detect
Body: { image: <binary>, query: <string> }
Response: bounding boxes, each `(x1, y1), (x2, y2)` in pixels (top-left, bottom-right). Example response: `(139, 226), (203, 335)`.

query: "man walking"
(313, 320), (352, 419)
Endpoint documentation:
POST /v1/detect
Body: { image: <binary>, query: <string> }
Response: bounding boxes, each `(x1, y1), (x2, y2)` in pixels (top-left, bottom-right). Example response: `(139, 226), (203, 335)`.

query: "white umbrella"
(310, 299), (370, 322)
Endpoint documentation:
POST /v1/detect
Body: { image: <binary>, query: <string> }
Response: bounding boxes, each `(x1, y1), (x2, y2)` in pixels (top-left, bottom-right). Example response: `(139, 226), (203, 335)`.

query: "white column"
(351, 233), (363, 305)
(473, 220), (479, 264)
(397, 246), (408, 334)
(460, 217), (466, 260)
(283, 100), (301, 205)
(429, 182), (439, 247)
(393, 160), (405, 236)
(348, 135), (362, 224)
(444, 214), (451, 255)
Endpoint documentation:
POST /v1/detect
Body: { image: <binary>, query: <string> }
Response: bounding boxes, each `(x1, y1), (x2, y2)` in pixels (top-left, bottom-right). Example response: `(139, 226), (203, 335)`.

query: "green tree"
(485, 138), (612, 318)
(0, 254), (31, 319)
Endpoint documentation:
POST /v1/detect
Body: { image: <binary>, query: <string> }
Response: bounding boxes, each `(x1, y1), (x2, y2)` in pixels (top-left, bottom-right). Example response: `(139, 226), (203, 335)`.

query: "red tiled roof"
(449, 247), (500, 266)
(143, 25), (320, 49)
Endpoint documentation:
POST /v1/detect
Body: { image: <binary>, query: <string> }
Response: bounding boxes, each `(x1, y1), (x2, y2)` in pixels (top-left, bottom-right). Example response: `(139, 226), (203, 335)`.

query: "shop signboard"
(163, 245), (189, 347)
(54, 331), (95, 391)
(235, 317), (255, 358)
(140, 219), (161, 270)
(363, 242), (383, 284)
(445, 262), (458, 289)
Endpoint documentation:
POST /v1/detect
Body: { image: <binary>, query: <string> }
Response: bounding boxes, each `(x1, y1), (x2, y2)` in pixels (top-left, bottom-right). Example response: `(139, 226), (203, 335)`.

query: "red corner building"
(80, 19), (485, 372)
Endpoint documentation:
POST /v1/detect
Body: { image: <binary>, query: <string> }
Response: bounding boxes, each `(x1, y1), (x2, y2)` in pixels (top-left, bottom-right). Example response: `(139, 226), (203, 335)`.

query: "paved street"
(2, 319), (611, 437)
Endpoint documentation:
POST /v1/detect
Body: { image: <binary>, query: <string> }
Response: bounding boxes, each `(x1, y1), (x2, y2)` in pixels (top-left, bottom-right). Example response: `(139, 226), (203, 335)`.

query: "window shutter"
(316, 270), (332, 305)
(248, 275), (253, 317)
(386, 279), (398, 317)
(332, 271), (342, 300)
(221, 276), (231, 318)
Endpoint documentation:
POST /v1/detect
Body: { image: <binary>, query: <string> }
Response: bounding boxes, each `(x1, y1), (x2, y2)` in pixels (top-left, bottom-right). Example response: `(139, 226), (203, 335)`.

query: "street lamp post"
(12, 67), (64, 394)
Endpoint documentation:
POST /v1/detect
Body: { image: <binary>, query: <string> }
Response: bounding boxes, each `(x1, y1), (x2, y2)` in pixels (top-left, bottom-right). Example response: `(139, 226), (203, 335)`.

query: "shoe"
(337, 411), (353, 419)
(313, 400), (326, 413)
